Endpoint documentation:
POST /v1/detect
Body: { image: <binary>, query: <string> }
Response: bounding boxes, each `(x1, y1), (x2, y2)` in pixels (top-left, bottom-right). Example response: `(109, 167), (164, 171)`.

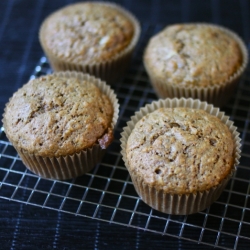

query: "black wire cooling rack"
(1, 24), (250, 249)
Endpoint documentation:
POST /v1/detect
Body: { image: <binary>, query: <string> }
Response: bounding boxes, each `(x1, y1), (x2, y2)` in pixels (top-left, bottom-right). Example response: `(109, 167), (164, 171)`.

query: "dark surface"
(1, 0), (250, 249)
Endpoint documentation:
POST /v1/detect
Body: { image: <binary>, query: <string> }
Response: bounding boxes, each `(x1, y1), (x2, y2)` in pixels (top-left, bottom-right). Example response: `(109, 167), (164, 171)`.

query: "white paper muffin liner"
(120, 98), (241, 215)
(3, 71), (119, 180)
(15, 144), (104, 180)
(39, 2), (141, 84)
(144, 23), (248, 107)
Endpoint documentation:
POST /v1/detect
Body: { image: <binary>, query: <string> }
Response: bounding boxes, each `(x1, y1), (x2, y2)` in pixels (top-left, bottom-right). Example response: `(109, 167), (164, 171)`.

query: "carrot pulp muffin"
(39, 2), (141, 83)
(2, 72), (119, 179)
(143, 23), (248, 106)
(121, 99), (241, 215)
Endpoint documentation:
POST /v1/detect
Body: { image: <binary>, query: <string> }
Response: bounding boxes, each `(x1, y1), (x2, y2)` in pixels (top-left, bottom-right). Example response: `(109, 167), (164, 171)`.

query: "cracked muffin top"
(3, 74), (114, 157)
(40, 2), (135, 64)
(143, 24), (243, 87)
(126, 107), (234, 194)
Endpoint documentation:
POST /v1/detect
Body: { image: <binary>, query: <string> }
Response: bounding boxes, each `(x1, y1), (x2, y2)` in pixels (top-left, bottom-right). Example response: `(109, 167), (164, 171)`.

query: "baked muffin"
(143, 23), (248, 106)
(2, 71), (119, 180)
(121, 98), (241, 215)
(39, 2), (141, 83)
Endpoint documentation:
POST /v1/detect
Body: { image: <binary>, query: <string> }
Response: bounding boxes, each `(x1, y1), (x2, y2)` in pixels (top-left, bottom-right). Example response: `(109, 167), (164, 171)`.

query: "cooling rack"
(1, 24), (250, 249)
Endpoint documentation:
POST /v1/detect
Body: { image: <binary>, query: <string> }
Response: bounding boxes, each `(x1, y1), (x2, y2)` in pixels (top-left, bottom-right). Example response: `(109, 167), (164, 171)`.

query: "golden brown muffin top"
(126, 107), (234, 194)
(41, 2), (134, 64)
(3, 75), (113, 157)
(144, 24), (243, 87)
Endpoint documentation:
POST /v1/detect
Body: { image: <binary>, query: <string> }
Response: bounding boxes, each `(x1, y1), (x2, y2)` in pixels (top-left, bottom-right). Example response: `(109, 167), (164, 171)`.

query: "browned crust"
(144, 23), (244, 87)
(126, 107), (234, 194)
(3, 74), (114, 157)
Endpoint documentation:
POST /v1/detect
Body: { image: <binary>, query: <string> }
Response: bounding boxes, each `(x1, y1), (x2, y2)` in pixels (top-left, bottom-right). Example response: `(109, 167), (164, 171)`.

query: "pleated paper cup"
(120, 98), (241, 215)
(39, 2), (141, 84)
(3, 71), (119, 180)
(143, 23), (248, 107)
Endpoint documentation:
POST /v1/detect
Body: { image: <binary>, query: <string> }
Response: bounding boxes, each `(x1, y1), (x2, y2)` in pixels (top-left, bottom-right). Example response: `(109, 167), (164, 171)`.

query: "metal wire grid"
(1, 23), (250, 249)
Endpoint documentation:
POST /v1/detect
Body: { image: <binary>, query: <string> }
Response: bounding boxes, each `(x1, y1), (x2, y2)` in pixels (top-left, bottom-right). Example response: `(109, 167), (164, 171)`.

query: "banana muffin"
(121, 98), (241, 214)
(143, 23), (248, 106)
(39, 2), (141, 83)
(3, 71), (119, 180)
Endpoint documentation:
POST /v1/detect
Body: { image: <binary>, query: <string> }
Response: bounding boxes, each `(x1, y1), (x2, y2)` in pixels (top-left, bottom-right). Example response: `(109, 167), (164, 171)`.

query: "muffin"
(39, 2), (141, 84)
(143, 23), (248, 107)
(2, 71), (119, 180)
(121, 98), (241, 215)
